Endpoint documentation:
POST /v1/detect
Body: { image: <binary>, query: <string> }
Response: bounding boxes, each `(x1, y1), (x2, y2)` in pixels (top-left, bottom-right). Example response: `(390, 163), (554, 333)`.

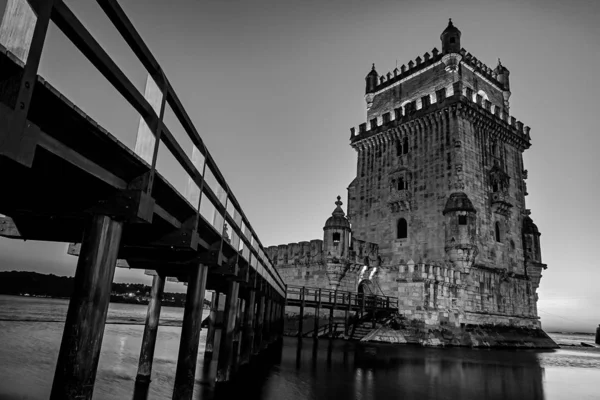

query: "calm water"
(0, 295), (599, 400)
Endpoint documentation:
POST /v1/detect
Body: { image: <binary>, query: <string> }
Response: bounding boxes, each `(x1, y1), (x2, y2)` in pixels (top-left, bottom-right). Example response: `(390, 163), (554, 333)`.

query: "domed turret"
(440, 18), (461, 54)
(522, 216), (541, 262)
(323, 196), (351, 258)
(494, 58), (512, 111)
(324, 196), (351, 230)
(323, 196), (352, 289)
(365, 63), (379, 94)
(442, 192), (476, 215)
(443, 192), (478, 272)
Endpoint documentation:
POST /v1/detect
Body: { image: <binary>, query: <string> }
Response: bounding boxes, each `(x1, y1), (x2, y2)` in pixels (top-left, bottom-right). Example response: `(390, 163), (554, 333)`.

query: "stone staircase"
(349, 321), (376, 341)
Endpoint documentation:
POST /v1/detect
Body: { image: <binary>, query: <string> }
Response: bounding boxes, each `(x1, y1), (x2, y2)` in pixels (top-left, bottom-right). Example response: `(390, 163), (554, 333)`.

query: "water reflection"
(198, 337), (546, 400)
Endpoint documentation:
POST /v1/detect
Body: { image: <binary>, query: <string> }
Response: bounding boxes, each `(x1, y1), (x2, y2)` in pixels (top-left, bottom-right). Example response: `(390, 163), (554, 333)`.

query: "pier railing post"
(133, 273), (166, 400)
(172, 263), (209, 400)
(50, 215), (124, 400)
(216, 279), (240, 382)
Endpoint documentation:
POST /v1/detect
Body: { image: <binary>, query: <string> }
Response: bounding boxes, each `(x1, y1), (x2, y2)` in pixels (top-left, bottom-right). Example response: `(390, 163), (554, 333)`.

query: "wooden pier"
(285, 286), (398, 338)
(0, 0), (286, 399)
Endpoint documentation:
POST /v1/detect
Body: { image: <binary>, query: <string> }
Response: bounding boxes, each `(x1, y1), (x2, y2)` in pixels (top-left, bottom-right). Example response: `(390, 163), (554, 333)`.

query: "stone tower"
(347, 19), (548, 329)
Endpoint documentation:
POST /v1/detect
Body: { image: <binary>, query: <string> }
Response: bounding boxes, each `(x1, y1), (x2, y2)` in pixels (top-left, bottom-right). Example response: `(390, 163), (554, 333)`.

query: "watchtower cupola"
(323, 196), (351, 260)
(440, 18), (461, 54)
(365, 64), (379, 94)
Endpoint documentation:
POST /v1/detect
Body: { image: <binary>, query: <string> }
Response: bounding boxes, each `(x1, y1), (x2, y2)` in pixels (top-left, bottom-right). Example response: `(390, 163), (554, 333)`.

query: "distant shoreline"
(0, 293), (211, 309)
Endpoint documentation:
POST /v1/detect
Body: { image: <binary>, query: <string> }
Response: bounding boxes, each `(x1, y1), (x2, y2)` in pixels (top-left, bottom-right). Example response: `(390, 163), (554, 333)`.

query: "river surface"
(0, 295), (599, 400)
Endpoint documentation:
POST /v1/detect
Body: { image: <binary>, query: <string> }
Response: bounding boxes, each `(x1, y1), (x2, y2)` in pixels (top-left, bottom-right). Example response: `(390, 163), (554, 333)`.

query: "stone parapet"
(350, 81), (530, 151)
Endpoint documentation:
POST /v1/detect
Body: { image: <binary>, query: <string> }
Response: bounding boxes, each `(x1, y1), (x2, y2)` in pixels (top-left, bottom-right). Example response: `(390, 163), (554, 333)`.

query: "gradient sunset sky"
(0, 0), (598, 333)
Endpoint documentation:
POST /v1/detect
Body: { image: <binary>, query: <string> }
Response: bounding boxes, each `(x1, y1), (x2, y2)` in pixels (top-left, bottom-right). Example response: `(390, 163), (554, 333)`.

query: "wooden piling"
(344, 293), (351, 337)
(253, 290), (265, 355)
(313, 289), (321, 339)
(240, 289), (256, 364)
(216, 280), (240, 382)
(262, 294), (272, 349)
(50, 215), (124, 400)
(172, 264), (209, 400)
(329, 290), (338, 338)
(372, 294), (377, 329)
(133, 273), (165, 400)
(204, 291), (220, 358)
(298, 287), (305, 338)
(232, 298), (243, 371)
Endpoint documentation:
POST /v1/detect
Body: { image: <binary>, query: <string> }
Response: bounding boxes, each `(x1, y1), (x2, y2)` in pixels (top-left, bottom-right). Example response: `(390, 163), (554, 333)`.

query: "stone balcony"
(388, 190), (412, 212)
(490, 191), (513, 215)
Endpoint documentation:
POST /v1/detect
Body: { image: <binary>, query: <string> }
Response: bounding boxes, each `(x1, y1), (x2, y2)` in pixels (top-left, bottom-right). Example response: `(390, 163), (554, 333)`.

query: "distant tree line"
(0, 271), (210, 308)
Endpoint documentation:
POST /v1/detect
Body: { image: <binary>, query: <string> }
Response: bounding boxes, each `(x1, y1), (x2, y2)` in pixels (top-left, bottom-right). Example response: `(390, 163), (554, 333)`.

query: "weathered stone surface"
(271, 20), (552, 348)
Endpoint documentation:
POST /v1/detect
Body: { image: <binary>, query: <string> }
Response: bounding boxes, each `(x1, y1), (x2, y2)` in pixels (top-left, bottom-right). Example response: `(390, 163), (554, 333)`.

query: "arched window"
(397, 218), (408, 239)
(495, 221), (502, 242)
(396, 140), (402, 156)
(332, 232), (340, 246)
(402, 137), (409, 154)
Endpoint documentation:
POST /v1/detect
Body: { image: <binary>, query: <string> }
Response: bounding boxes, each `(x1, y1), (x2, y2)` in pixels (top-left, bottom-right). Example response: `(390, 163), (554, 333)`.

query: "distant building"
(268, 20), (548, 336)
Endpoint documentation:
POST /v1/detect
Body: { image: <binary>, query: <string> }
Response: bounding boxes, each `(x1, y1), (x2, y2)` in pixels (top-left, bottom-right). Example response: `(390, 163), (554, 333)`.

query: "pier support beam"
(133, 273), (166, 400)
(240, 289), (256, 365)
(216, 280), (240, 382)
(50, 215), (124, 400)
(172, 264), (209, 400)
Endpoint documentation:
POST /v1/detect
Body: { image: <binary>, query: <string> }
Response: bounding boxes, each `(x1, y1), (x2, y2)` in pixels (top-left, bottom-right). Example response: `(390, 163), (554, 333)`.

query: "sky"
(0, 0), (599, 332)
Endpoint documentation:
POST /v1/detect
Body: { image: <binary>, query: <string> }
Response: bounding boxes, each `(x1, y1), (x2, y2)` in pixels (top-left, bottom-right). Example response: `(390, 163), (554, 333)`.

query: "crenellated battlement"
(367, 48), (505, 96)
(369, 48), (443, 94)
(460, 49), (503, 88)
(350, 81), (530, 149)
(267, 237), (381, 268)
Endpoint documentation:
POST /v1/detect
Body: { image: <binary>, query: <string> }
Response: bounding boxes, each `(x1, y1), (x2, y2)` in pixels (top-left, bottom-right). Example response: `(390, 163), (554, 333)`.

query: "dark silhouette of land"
(0, 271), (208, 308)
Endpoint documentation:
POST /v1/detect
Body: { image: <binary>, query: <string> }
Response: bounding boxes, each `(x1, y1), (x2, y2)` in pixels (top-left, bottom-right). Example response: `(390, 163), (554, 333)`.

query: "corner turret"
(494, 58), (512, 111)
(323, 196), (351, 260)
(365, 64), (378, 94)
(440, 18), (461, 54)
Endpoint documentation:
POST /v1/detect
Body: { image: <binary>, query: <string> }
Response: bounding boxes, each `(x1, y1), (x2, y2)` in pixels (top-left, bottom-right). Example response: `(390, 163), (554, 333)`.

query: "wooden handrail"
(22, 0), (286, 295)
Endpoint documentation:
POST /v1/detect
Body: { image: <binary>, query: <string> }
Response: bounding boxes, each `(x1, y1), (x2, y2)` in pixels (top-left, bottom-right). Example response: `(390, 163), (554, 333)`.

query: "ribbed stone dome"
(324, 196), (351, 230)
(441, 18), (461, 38)
(442, 192), (476, 215)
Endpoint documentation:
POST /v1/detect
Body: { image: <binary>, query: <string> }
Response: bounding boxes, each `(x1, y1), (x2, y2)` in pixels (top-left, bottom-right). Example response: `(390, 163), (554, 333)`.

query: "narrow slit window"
(398, 177), (405, 190)
(403, 137), (409, 154)
(495, 221), (502, 242)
